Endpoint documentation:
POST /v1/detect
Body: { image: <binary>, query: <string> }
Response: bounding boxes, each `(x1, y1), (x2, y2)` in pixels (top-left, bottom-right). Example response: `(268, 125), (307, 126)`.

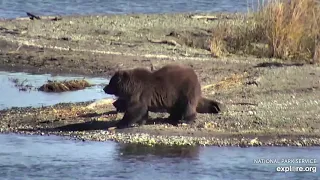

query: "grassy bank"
(0, 1), (319, 64)
(211, 0), (320, 63)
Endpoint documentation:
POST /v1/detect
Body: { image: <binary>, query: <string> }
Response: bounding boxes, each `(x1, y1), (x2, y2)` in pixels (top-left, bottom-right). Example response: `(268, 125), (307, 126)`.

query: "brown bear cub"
(103, 64), (224, 129)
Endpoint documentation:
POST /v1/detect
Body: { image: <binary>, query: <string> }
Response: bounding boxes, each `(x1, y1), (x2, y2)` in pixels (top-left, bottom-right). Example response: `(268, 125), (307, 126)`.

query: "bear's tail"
(196, 97), (225, 114)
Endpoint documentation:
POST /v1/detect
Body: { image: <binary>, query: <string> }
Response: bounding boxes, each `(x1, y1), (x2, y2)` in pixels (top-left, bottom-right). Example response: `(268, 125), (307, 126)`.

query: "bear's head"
(103, 70), (130, 97)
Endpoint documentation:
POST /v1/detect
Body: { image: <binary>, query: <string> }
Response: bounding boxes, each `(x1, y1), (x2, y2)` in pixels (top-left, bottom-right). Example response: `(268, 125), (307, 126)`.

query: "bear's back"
(149, 64), (201, 106)
(152, 64), (200, 90)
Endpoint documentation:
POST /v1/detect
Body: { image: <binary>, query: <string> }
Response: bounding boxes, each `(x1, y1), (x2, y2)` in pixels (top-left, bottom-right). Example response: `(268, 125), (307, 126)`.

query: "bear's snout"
(103, 85), (110, 93)
(103, 84), (115, 95)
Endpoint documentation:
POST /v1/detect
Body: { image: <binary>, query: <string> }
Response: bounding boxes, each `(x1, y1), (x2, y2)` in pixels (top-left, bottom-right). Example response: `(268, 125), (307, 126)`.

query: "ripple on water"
(0, 0), (258, 19)
(0, 134), (319, 180)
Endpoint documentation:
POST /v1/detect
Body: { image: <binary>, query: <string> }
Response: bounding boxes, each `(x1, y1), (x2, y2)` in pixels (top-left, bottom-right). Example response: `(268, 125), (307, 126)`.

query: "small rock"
(180, 123), (188, 126)
(249, 138), (261, 146)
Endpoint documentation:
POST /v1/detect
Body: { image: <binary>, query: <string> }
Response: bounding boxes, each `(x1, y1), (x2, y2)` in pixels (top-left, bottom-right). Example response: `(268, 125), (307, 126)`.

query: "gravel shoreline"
(0, 13), (320, 147)
(1, 99), (320, 147)
(2, 127), (320, 147)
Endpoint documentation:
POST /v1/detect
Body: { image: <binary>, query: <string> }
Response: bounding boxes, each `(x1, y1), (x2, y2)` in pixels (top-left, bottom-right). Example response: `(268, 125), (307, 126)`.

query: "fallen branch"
(202, 73), (248, 91)
(228, 102), (258, 106)
(14, 12), (62, 21)
(201, 83), (217, 90)
(26, 12), (41, 20)
(148, 38), (181, 46)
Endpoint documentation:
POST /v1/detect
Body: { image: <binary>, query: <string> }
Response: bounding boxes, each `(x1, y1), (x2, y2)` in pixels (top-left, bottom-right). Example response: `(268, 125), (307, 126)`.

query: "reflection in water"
(117, 144), (200, 161)
(0, 134), (319, 180)
(0, 71), (112, 110)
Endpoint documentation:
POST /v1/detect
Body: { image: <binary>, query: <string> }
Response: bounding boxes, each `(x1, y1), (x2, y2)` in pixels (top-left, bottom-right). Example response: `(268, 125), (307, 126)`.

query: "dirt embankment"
(0, 13), (320, 147)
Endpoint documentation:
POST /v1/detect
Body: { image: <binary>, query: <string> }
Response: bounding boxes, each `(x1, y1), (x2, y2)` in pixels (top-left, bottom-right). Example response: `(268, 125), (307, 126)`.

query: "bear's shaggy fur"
(113, 96), (224, 114)
(103, 64), (223, 129)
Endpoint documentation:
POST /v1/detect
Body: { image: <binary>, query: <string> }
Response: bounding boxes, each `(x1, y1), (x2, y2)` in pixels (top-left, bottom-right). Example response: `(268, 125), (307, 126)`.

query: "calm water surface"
(0, 134), (319, 180)
(0, 71), (111, 110)
(0, 0), (259, 19)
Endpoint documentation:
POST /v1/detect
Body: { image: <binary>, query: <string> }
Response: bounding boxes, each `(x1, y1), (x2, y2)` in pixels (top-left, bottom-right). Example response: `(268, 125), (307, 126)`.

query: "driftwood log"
(38, 79), (91, 92)
(190, 15), (218, 21)
(26, 12), (41, 20)
(15, 12), (62, 21)
(147, 38), (181, 46)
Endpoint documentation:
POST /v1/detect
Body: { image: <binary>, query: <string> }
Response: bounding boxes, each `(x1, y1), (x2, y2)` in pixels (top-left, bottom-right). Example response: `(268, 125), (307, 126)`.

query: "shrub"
(210, 0), (320, 63)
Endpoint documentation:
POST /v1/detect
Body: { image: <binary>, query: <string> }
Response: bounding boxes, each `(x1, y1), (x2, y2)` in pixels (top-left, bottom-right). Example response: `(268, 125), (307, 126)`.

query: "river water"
(0, 71), (112, 110)
(0, 0), (259, 19)
(0, 134), (319, 180)
(1, 1), (320, 179)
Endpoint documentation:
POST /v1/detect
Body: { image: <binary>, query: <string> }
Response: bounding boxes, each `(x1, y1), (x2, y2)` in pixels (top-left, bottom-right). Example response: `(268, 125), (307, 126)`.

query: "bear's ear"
(118, 70), (130, 80)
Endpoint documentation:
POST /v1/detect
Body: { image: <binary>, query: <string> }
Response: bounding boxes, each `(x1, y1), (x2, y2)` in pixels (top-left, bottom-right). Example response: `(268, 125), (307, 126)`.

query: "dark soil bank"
(0, 13), (320, 147)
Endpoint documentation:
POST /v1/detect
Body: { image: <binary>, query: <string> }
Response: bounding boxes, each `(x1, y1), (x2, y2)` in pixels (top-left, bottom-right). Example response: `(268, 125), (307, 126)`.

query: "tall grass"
(210, 0), (320, 63)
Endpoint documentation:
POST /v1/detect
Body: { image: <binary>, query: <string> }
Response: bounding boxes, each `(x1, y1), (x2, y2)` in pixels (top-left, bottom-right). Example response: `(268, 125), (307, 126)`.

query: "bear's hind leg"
(116, 102), (148, 129)
(182, 104), (197, 124)
(167, 98), (197, 125)
(137, 111), (149, 126)
(167, 105), (184, 125)
(167, 105), (196, 125)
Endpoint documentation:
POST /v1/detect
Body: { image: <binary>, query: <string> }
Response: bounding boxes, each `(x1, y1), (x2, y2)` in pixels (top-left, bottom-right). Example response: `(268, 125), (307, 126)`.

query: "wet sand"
(0, 13), (320, 147)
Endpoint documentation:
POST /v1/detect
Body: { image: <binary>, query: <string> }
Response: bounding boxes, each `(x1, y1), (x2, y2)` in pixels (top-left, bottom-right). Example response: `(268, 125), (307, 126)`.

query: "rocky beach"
(0, 12), (320, 147)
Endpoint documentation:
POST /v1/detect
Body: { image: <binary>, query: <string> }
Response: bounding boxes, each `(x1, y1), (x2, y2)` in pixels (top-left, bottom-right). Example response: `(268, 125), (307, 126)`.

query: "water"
(0, 0), (259, 19)
(0, 134), (318, 180)
(1, 1), (319, 179)
(0, 71), (112, 110)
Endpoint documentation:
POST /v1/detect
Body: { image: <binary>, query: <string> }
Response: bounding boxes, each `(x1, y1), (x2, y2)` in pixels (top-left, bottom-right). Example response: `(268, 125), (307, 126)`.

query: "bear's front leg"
(116, 102), (148, 129)
(113, 98), (127, 112)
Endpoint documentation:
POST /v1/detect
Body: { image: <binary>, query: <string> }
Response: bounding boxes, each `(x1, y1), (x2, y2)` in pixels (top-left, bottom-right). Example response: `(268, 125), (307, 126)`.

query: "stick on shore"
(14, 12), (63, 21)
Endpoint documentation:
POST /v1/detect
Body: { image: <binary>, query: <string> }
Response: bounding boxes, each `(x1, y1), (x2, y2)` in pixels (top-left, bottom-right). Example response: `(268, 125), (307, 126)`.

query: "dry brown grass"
(202, 72), (248, 93)
(210, 0), (320, 62)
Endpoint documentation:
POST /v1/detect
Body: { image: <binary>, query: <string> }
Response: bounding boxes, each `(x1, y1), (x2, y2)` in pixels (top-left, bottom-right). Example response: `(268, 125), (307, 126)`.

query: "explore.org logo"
(253, 158), (318, 173)
(275, 166), (317, 173)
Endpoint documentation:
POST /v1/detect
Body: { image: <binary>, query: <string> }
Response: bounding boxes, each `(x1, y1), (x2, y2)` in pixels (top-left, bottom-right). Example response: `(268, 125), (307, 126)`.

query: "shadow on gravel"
(254, 62), (304, 68)
(49, 117), (172, 132)
(18, 120), (118, 132)
(52, 118), (169, 132)
(52, 120), (119, 131)
(18, 111), (172, 132)
(78, 110), (118, 118)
